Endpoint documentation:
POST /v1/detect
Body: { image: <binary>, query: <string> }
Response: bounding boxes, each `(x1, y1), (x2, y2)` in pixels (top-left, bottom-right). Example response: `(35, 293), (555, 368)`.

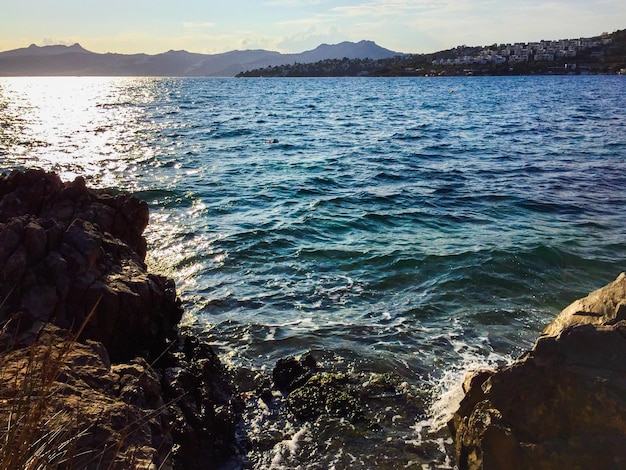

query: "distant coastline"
(0, 29), (624, 77)
(237, 29), (626, 77)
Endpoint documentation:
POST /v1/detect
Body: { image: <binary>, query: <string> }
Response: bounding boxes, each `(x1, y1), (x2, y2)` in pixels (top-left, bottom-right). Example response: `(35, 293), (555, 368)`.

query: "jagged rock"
(160, 333), (243, 470)
(242, 363), (430, 468)
(0, 169), (182, 361)
(0, 170), (241, 469)
(0, 326), (172, 470)
(287, 372), (366, 422)
(449, 273), (626, 470)
(272, 354), (317, 393)
(543, 271), (626, 335)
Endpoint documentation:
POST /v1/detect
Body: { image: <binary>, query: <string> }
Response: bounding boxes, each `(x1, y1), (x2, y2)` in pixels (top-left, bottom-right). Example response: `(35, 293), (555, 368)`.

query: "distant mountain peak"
(0, 39), (400, 76)
(300, 40), (399, 61)
(10, 43), (90, 57)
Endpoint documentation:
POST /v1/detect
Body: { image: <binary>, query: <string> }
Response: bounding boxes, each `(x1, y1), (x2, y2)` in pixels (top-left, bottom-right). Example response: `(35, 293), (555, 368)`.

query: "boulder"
(542, 272), (626, 335)
(0, 170), (241, 469)
(287, 372), (367, 422)
(0, 326), (172, 470)
(0, 169), (182, 361)
(272, 354), (318, 393)
(449, 273), (626, 470)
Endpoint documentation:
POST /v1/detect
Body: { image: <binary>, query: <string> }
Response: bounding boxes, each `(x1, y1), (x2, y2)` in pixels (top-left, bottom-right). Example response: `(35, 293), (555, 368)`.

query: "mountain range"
(0, 41), (400, 77)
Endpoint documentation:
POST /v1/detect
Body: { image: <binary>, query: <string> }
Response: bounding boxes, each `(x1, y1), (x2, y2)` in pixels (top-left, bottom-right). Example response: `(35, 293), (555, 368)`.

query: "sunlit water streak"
(1, 76), (626, 467)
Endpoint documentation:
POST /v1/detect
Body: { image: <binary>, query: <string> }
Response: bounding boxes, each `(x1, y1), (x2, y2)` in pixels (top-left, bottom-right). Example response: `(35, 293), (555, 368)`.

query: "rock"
(160, 333), (243, 469)
(241, 361), (431, 468)
(23, 220), (47, 263)
(0, 170), (182, 361)
(542, 271), (626, 335)
(0, 170), (242, 469)
(449, 273), (626, 470)
(287, 372), (366, 422)
(0, 326), (172, 470)
(272, 354), (317, 393)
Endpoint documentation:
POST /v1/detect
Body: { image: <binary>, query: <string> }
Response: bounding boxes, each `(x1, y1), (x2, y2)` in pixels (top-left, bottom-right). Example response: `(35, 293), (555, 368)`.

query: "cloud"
(397, 0), (626, 51)
(42, 37), (78, 46)
(330, 0), (452, 18)
(276, 17), (326, 27)
(2, 0), (623, 57)
(276, 24), (345, 51)
(264, 0), (330, 6)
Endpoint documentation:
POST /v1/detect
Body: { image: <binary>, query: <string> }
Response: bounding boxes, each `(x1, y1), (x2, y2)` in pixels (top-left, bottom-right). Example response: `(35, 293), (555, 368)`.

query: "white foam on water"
(429, 343), (512, 432)
(404, 330), (516, 469)
(265, 326), (277, 341)
(268, 425), (310, 469)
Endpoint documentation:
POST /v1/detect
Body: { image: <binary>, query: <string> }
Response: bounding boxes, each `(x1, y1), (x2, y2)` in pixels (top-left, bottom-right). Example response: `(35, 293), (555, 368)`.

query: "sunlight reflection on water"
(2, 75), (626, 468)
(0, 77), (159, 188)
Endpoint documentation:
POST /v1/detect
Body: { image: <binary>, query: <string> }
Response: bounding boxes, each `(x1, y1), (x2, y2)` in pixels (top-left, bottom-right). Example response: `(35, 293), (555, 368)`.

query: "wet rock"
(287, 372), (366, 422)
(272, 354), (317, 393)
(160, 333), (243, 469)
(450, 272), (626, 470)
(242, 362), (431, 469)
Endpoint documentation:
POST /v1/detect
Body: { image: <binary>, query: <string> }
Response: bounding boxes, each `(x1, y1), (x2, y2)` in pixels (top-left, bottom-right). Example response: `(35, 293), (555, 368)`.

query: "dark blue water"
(1, 75), (625, 467)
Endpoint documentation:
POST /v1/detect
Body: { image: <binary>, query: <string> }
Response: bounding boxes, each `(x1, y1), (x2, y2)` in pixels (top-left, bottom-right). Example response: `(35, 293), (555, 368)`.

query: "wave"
(3, 76), (625, 468)
(210, 127), (254, 139)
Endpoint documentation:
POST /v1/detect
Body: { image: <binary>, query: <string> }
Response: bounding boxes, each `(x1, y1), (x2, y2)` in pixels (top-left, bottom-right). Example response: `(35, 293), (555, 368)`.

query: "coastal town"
(237, 29), (626, 77)
(430, 34), (613, 67)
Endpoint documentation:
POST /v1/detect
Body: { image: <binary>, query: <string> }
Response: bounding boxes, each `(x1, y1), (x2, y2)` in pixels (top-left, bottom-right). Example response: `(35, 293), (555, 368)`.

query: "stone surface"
(160, 333), (244, 469)
(0, 326), (172, 470)
(0, 169), (182, 362)
(238, 354), (431, 469)
(0, 170), (241, 469)
(449, 272), (626, 470)
(542, 271), (626, 336)
(272, 354), (317, 393)
(286, 372), (367, 422)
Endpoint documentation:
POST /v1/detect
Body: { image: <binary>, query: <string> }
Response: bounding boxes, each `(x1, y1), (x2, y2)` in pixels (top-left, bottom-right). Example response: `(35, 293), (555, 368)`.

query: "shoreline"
(1, 169), (624, 468)
(0, 169), (241, 469)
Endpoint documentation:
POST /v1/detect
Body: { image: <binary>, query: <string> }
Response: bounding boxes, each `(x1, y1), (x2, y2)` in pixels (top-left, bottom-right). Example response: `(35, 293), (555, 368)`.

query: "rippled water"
(1, 75), (626, 467)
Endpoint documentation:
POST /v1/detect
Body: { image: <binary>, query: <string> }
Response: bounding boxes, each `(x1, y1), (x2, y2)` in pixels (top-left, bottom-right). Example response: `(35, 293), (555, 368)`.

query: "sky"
(1, 0), (625, 55)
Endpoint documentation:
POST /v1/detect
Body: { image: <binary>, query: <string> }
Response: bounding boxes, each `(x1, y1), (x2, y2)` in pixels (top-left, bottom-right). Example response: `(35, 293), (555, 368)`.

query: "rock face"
(0, 170), (240, 469)
(0, 169), (181, 361)
(542, 272), (626, 336)
(161, 334), (243, 469)
(449, 273), (626, 470)
(0, 325), (172, 469)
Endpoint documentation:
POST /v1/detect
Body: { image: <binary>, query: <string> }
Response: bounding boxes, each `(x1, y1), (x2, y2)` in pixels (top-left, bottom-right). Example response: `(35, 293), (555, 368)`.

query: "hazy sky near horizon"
(1, 0), (624, 55)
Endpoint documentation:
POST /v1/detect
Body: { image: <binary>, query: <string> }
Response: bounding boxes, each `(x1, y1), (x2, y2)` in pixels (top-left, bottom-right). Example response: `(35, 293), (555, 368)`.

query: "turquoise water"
(1, 75), (625, 467)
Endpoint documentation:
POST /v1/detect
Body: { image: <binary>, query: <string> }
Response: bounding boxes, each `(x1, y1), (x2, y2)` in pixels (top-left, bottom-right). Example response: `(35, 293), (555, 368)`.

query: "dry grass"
(0, 320), (87, 469)
(0, 300), (130, 470)
(0, 297), (178, 470)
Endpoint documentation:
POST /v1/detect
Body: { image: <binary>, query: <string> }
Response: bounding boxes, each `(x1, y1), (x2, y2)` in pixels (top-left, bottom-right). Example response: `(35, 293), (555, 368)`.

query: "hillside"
(237, 29), (626, 77)
(0, 41), (398, 77)
(2, 30), (624, 77)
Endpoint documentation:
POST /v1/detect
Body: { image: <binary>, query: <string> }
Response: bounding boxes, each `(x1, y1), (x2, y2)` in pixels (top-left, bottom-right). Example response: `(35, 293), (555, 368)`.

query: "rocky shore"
(0, 170), (241, 469)
(0, 169), (429, 469)
(2, 169), (624, 469)
(449, 272), (626, 469)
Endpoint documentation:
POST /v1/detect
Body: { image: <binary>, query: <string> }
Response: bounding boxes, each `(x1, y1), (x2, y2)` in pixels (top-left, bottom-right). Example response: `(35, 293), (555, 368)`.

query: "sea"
(1, 75), (625, 468)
